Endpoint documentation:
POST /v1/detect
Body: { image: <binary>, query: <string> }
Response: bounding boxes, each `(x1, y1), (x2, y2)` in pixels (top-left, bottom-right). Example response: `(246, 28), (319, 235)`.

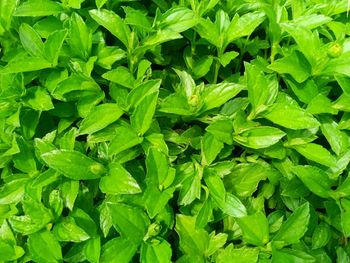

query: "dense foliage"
(1, 0), (350, 262)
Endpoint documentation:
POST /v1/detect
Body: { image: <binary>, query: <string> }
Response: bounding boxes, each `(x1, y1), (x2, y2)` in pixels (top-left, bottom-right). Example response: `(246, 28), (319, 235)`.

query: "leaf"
(41, 149), (106, 180)
(19, 23), (44, 58)
(224, 163), (270, 198)
(89, 9), (130, 48)
(204, 170), (226, 208)
(108, 124), (143, 155)
(140, 239), (172, 263)
(53, 217), (90, 242)
(293, 165), (332, 198)
(233, 126), (286, 149)
(100, 237), (138, 263)
(340, 199), (350, 237)
(79, 103), (124, 135)
(175, 215), (209, 257)
(14, 0), (64, 17)
(43, 29), (68, 65)
(131, 91), (159, 136)
(292, 143), (337, 167)
(245, 63), (278, 117)
(99, 163), (141, 194)
(263, 93), (319, 129)
(268, 51), (311, 83)
(272, 248), (316, 263)
(206, 119), (233, 145)
(102, 66), (135, 89)
(201, 132), (224, 165)
(108, 203), (150, 243)
(236, 212), (269, 246)
(0, 57), (52, 74)
(226, 12), (265, 45)
(69, 12), (92, 60)
(223, 193), (247, 218)
(216, 245), (259, 263)
(22, 86), (54, 111)
(28, 230), (62, 263)
(158, 7), (198, 33)
(273, 202), (310, 245)
(200, 83), (243, 113)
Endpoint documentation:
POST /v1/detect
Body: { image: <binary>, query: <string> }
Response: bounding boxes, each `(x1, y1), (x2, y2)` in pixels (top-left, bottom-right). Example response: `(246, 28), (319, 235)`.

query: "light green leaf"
(233, 126), (286, 149)
(89, 9), (130, 48)
(28, 230), (62, 263)
(131, 91), (158, 136)
(41, 149), (106, 180)
(99, 163), (141, 195)
(14, 0), (64, 17)
(140, 239), (172, 263)
(19, 23), (44, 58)
(100, 237), (138, 263)
(236, 212), (269, 246)
(263, 93), (319, 129)
(175, 215), (209, 257)
(292, 143), (337, 167)
(79, 103), (124, 135)
(108, 203), (150, 243)
(22, 86), (54, 111)
(293, 165), (332, 198)
(273, 202), (310, 245)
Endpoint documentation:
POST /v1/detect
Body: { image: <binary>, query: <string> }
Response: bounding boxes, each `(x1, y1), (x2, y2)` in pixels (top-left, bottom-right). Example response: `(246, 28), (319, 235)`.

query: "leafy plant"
(1, 0), (350, 262)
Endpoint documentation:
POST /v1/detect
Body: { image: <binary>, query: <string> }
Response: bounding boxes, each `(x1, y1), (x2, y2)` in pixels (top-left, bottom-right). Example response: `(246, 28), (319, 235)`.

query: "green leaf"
(233, 126), (286, 149)
(100, 237), (138, 263)
(28, 230), (62, 263)
(312, 222), (331, 249)
(226, 12), (265, 45)
(22, 86), (54, 111)
(84, 236), (101, 263)
(273, 202), (310, 245)
(53, 217), (90, 242)
(19, 23), (44, 58)
(223, 193), (247, 218)
(108, 123), (143, 155)
(108, 203), (150, 243)
(131, 91), (158, 136)
(140, 239), (172, 263)
(268, 51), (311, 83)
(201, 132), (224, 165)
(292, 143), (337, 167)
(200, 83), (243, 113)
(340, 199), (350, 237)
(102, 66), (135, 89)
(0, 241), (24, 261)
(14, 0), (64, 17)
(236, 212), (269, 246)
(245, 63), (278, 118)
(224, 163), (270, 198)
(272, 248), (316, 263)
(263, 94), (319, 129)
(89, 9), (130, 48)
(293, 165), (332, 198)
(0, 57), (52, 74)
(79, 103), (124, 135)
(158, 7), (198, 33)
(216, 245), (259, 263)
(206, 119), (233, 145)
(43, 29), (67, 65)
(99, 163), (141, 194)
(175, 215), (209, 257)
(204, 170), (226, 208)
(69, 12), (92, 60)
(41, 149), (106, 180)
